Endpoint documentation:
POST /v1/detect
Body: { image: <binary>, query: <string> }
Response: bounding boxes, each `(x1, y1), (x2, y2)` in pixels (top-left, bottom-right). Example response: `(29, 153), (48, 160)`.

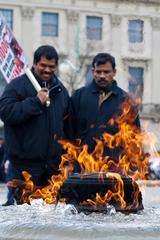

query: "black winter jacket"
(71, 80), (140, 161)
(0, 70), (72, 166)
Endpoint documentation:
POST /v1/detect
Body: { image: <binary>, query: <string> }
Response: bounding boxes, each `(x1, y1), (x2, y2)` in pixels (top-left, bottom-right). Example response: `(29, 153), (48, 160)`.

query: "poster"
(0, 14), (28, 83)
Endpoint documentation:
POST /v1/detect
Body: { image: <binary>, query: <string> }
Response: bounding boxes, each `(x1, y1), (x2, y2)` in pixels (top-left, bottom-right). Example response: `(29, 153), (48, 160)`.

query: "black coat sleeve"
(0, 79), (43, 125)
(70, 88), (84, 138)
(134, 115), (140, 128)
(62, 89), (74, 141)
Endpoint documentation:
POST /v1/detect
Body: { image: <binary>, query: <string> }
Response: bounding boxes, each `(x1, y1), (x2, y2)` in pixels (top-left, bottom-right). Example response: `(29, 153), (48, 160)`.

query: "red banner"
(0, 15), (28, 83)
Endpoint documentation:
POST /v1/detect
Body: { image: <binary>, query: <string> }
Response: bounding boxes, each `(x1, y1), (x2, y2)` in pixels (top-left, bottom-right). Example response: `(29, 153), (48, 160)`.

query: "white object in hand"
(25, 67), (41, 92)
(25, 67), (50, 107)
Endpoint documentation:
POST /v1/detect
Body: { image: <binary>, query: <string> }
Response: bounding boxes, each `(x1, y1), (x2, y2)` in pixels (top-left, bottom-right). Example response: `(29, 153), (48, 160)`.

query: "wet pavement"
(0, 181), (160, 240)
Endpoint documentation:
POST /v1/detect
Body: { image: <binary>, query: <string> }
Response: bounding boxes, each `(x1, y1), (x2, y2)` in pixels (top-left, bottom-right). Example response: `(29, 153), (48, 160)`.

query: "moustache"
(44, 71), (52, 74)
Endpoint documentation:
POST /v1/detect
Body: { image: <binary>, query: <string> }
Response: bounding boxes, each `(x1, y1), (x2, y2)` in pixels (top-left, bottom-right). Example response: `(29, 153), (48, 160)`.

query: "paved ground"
(0, 183), (7, 204)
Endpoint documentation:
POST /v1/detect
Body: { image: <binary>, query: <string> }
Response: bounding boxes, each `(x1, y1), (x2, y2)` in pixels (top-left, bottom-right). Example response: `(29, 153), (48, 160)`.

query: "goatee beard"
(97, 81), (113, 94)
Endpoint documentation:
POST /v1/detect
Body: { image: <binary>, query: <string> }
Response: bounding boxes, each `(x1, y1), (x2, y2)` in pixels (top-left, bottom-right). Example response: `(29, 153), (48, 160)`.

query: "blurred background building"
(0, 0), (160, 149)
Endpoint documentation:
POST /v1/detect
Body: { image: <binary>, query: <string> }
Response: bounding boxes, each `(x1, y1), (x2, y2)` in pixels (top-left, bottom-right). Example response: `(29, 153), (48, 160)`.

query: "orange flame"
(13, 98), (157, 210)
(81, 172), (126, 209)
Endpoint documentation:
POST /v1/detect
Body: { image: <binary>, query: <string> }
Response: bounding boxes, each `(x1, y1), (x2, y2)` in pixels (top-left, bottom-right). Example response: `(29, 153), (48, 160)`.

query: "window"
(0, 9), (13, 29)
(86, 64), (92, 85)
(128, 67), (144, 98)
(41, 12), (58, 36)
(86, 16), (103, 40)
(128, 19), (144, 43)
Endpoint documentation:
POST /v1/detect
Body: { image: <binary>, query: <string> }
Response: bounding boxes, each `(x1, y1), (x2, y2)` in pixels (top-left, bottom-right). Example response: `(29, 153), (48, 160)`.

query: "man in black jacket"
(71, 53), (140, 163)
(0, 45), (72, 202)
(0, 137), (5, 182)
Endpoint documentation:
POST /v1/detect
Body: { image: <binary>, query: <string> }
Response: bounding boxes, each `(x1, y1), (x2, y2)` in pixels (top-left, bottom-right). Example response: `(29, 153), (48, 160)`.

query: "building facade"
(0, 0), (160, 149)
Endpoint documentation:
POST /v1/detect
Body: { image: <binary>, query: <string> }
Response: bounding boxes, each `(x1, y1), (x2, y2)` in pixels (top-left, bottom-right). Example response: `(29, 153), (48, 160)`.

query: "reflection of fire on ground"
(11, 98), (159, 213)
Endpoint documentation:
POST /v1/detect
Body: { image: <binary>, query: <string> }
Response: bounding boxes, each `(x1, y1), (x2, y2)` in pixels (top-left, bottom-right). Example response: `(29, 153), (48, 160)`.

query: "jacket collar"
(89, 80), (119, 95)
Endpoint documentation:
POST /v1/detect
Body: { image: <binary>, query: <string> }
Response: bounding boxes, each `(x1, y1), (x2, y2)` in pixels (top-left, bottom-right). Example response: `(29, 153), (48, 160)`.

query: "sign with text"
(0, 15), (28, 83)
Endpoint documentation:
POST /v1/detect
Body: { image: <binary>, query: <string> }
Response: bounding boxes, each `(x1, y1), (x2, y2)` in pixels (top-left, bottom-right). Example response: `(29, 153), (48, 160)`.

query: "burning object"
(12, 170), (144, 214)
(11, 97), (152, 212)
(60, 172), (143, 214)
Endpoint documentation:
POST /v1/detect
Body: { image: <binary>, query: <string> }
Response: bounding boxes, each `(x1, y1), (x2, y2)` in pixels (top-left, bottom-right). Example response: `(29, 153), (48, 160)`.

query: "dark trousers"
(6, 161), (14, 204)
(11, 158), (59, 204)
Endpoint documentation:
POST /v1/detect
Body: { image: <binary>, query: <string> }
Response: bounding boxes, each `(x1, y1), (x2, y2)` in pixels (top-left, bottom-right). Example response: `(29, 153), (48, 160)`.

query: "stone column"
(20, 6), (35, 64)
(110, 14), (122, 55)
(66, 10), (79, 66)
(59, 10), (80, 94)
(151, 17), (160, 105)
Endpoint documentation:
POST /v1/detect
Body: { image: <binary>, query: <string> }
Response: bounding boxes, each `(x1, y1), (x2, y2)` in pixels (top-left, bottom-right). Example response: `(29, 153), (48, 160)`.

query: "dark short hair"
(92, 53), (116, 69)
(33, 45), (59, 65)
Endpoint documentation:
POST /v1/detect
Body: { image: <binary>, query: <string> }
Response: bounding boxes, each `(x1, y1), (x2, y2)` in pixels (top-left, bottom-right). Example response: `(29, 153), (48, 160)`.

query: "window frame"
(0, 9), (13, 29)
(41, 12), (58, 37)
(86, 16), (103, 40)
(128, 66), (144, 98)
(128, 19), (144, 43)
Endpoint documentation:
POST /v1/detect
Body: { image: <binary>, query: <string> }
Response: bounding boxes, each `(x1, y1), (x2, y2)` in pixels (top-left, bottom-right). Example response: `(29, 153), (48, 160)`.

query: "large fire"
(12, 98), (156, 211)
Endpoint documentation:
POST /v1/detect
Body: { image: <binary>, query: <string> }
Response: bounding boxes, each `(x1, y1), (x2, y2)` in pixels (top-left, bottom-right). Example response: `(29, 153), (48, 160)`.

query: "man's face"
(33, 56), (57, 81)
(92, 62), (116, 88)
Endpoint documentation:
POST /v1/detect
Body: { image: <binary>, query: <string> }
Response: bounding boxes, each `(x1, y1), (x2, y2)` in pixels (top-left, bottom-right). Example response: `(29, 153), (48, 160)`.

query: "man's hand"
(4, 160), (10, 174)
(37, 88), (49, 105)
